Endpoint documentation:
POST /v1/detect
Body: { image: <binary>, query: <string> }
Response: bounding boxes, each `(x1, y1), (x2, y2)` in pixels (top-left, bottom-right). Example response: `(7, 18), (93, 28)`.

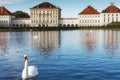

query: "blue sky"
(1, 0), (120, 17)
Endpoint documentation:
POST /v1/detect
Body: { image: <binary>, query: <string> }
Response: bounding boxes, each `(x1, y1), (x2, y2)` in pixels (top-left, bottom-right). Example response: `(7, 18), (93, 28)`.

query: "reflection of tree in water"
(31, 31), (61, 58)
(0, 32), (9, 55)
(83, 30), (96, 53)
(104, 30), (119, 56)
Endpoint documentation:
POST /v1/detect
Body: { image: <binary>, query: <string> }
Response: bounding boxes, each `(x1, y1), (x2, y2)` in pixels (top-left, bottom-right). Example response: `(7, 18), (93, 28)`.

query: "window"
(116, 14), (118, 21)
(103, 14), (105, 22)
(116, 17), (118, 21)
(112, 14), (114, 16)
(104, 14), (105, 17)
(108, 18), (109, 22)
(112, 18), (114, 22)
(116, 14), (118, 16)
(98, 20), (100, 23)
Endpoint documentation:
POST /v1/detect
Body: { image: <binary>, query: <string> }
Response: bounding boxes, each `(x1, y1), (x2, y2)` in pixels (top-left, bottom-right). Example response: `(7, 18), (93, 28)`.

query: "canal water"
(0, 30), (120, 80)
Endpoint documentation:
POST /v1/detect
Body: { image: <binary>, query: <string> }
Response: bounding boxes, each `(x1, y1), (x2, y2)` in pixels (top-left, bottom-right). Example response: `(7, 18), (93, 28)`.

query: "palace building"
(101, 3), (120, 26)
(0, 6), (15, 27)
(0, 2), (120, 27)
(78, 5), (100, 27)
(30, 2), (61, 27)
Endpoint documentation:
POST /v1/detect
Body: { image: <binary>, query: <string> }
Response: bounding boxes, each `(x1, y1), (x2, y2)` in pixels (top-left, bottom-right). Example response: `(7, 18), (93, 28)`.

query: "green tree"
(12, 11), (30, 18)
(107, 22), (120, 27)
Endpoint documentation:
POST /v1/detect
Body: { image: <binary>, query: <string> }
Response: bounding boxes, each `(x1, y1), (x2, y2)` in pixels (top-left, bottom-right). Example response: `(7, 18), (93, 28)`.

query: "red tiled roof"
(79, 5), (100, 14)
(0, 6), (13, 15)
(31, 2), (60, 9)
(102, 4), (120, 13)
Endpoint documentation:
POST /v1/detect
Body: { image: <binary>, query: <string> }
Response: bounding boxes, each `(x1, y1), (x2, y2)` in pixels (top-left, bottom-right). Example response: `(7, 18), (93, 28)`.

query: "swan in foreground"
(22, 55), (38, 79)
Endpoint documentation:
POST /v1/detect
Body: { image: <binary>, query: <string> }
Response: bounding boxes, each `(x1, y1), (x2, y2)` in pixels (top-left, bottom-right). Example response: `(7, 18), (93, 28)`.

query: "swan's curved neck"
(24, 60), (28, 78)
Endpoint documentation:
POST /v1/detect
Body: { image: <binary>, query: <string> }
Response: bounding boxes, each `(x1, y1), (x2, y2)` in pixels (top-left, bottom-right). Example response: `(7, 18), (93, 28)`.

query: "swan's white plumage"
(28, 66), (38, 78)
(33, 35), (39, 39)
(22, 66), (38, 79)
(22, 55), (38, 79)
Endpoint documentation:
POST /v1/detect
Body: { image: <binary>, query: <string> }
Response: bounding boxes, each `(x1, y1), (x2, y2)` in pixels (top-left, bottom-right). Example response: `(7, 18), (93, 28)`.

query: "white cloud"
(0, 0), (26, 4)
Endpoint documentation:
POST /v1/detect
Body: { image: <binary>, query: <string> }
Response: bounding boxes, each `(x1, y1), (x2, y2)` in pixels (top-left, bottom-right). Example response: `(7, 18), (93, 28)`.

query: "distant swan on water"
(22, 55), (38, 80)
(33, 35), (39, 39)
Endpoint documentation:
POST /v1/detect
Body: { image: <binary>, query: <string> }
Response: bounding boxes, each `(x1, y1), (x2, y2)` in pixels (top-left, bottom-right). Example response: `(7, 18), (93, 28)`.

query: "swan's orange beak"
(24, 56), (28, 62)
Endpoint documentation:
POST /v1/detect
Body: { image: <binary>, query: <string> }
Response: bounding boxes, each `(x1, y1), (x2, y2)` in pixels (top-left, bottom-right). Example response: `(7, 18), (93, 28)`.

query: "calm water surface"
(0, 30), (120, 80)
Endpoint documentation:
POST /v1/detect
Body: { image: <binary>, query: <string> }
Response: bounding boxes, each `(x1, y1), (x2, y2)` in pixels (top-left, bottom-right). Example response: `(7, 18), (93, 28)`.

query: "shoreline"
(0, 26), (120, 31)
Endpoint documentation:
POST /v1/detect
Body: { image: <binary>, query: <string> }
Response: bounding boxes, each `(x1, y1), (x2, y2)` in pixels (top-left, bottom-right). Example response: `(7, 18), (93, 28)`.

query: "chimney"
(110, 2), (114, 6)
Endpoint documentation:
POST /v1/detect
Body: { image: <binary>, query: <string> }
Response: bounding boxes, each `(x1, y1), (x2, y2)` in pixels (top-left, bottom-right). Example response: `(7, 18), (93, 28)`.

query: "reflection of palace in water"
(31, 31), (61, 53)
(103, 30), (119, 54)
(81, 30), (120, 54)
(81, 30), (97, 52)
(0, 32), (9, 54)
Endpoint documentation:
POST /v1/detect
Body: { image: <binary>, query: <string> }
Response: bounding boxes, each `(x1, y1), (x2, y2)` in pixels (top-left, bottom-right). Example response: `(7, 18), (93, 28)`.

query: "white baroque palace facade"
(12, 18), (30, 27)
(101, 4), (120, 26)
(30, 2), (61, 27)
(60, 18), (78, 27)
(78, 5), (101, 27)
(0, 2), (120, 27)
(0, 7), (15, 27)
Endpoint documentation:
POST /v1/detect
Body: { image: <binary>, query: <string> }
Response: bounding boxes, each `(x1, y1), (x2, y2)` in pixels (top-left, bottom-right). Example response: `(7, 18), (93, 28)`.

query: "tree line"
(12, 11), (30, 18)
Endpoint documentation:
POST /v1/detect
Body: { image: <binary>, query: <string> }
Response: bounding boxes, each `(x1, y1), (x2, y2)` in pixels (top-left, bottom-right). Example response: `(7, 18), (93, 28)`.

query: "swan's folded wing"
(28, 66), (38, 78)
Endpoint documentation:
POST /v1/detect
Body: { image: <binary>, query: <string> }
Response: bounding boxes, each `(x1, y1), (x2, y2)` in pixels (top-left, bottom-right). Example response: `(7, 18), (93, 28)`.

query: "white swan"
(33, 35), (39, 39)
(22, 55), (38, 79)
